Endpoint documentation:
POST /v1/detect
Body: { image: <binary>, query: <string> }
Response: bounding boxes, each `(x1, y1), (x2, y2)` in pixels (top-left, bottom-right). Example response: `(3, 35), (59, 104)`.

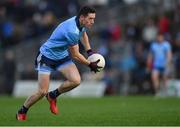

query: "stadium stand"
(0, 0), (180, 95)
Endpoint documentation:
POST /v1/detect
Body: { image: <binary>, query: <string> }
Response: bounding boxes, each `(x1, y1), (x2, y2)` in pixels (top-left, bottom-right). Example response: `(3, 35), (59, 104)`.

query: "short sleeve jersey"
(40, 16), (86, 60)
(150, 41), (171, 68)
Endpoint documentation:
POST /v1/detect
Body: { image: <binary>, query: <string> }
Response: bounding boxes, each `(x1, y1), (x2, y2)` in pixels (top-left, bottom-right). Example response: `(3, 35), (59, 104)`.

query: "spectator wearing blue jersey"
(147, 33), (172, 96)
(16, 6), (101, 121)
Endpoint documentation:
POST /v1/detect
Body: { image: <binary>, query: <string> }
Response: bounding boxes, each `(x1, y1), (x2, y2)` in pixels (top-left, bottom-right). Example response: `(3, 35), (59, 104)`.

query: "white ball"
(88, 53), (105, 71)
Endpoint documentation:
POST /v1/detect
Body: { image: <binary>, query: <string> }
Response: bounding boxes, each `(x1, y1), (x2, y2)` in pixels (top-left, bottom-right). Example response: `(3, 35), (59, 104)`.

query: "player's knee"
(72, 77), (81, 87)
(38, 89), (48, 96)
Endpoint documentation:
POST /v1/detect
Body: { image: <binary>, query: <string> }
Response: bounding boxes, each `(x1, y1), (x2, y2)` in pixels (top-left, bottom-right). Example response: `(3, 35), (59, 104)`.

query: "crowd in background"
(0, 0), (180, 95)
(0, 0), (80, 48)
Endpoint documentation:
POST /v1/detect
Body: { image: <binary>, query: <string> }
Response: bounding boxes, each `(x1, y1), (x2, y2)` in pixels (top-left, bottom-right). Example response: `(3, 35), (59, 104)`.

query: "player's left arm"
(80, 32), (93, 56)
(164, 42), (173, 68)
(81, 32), (91, 51)
(167, 47), (173, 66)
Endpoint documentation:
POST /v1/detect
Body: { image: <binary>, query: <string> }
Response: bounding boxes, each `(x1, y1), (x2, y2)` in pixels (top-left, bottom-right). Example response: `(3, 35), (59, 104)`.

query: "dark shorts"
(35, 52), (73, 74)
(153, 66), (166, 76)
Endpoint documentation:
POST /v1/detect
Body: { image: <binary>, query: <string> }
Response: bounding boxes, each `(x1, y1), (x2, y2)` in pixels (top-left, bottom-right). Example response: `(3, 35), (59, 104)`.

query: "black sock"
(18, 105), (28, 114)
(49, 89), (61, 99)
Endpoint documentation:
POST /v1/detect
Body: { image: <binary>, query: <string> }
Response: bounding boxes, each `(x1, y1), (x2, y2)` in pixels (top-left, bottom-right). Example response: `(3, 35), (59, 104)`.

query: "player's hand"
(87, 49), (95, 56)
(88, 59), (103, 73)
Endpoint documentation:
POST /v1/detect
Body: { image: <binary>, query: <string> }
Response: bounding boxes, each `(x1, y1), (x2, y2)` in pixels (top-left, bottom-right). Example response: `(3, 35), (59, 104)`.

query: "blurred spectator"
(20, 63), (36, 80)
(42, 11), (57, 31)
(2, 50), (16, 96)
(0, 0), (179, 96)
(173, 3), (180, 25)
(108, 20), (122, 42)
(67, 0), (80, 16)
(125, 22), (141, 41)
(103, 70), (115, 95)
(158, 14), (170, 39)
(142, 18), (158, 47)
(174, 32), (180, 79)
(131, 42), (150, 94)
(0, 0), (80, 49)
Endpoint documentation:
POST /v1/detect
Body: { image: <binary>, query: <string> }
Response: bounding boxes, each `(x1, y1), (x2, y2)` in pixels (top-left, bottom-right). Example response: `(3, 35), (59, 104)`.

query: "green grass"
(0, 96), (180, 126)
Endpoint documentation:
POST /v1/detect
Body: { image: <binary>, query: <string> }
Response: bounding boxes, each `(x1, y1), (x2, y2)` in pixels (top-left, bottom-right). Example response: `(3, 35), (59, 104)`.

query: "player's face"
(81, 13), (96, 29)
(157, 34), (164, 43)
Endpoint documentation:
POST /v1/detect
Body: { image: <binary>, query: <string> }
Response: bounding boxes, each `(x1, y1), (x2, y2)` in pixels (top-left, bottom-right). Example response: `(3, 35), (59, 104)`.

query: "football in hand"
(88, 53), (105, 72)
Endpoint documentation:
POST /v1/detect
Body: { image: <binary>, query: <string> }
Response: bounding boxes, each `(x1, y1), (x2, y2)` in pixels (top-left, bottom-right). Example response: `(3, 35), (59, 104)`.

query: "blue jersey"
(40, 16), (86, 60)
(150, 41), (171, 68)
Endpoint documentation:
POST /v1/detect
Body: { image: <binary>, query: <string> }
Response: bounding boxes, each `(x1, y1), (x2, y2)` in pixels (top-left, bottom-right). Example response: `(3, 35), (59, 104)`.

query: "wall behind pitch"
(13, 80), (106, 97)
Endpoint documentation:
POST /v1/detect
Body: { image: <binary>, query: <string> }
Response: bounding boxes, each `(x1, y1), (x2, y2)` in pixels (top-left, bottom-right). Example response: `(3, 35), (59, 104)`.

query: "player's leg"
(151, 69), (160, 95)
(24, 73), (50, 107)
(57, 63), (81, 93)
(16, 72), (50, 121)
(162, 69), (169, 95)
(46, 62), (80, 114)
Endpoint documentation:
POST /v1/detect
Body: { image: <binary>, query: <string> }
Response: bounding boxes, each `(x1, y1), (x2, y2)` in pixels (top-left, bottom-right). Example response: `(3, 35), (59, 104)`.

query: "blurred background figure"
(147, 33), (172, 96)
(142, 18), (158, 48)
(1, 50), (16, 96)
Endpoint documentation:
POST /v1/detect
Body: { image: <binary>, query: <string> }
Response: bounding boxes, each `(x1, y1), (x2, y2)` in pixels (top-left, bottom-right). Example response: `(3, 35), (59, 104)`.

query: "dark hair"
(157, 32), (164, 37)
(77, 6), (96, 18)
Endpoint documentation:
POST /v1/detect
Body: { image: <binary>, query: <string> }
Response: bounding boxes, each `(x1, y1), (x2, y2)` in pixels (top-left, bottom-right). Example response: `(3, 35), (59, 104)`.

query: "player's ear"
(80, 14), (88, 20)
(79, 15), (84, 20)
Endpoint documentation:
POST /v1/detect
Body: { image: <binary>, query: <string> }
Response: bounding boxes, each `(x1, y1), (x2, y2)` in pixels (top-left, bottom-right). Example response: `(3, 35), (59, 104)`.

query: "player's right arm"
(69, 44), (101, 73)
(147, 43), (155, 71)
(147, 53), (153, 70)
(69, 44), (90, 65)
(147, 45), (153, 71)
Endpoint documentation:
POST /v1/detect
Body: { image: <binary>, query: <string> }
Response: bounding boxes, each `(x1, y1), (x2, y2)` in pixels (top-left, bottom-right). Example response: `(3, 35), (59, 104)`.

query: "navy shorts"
(35, 52), (73, 74)
(153, 66), (166, 75)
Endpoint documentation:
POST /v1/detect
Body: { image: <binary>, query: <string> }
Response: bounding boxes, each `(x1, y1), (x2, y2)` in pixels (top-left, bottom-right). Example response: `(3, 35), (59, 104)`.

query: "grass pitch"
(0, 96), (180, 126)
